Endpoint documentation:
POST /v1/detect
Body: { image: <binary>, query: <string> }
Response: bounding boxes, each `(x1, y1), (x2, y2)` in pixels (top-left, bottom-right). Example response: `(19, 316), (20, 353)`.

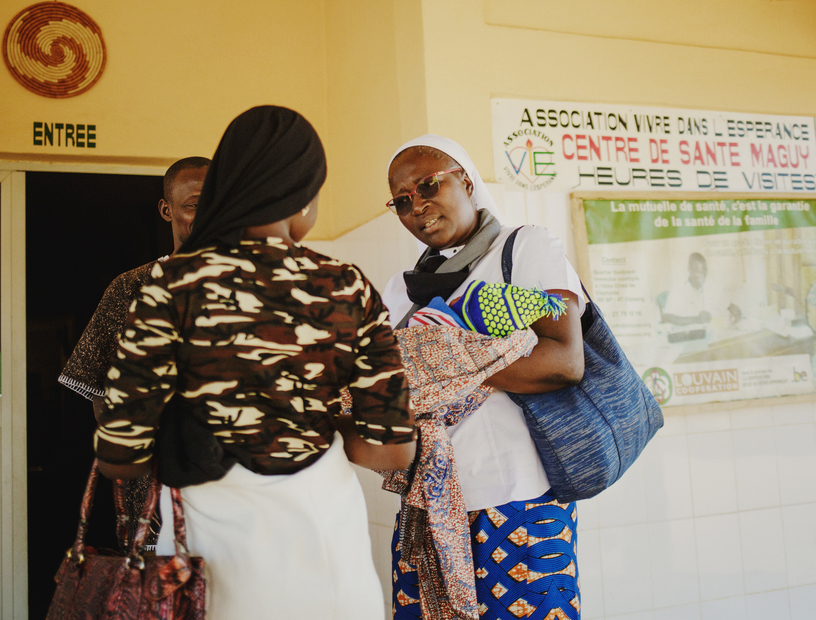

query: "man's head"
(688, 252), (707, 290)
(159, 157), (211, 252)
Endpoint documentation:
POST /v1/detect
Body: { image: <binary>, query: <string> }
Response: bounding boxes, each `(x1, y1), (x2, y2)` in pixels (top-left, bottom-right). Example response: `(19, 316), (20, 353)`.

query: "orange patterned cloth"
(380, 325), (537, 620)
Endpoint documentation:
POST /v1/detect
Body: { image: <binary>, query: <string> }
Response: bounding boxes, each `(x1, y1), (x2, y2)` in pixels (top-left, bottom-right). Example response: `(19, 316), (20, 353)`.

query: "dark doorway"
(26, 171), (172, 618)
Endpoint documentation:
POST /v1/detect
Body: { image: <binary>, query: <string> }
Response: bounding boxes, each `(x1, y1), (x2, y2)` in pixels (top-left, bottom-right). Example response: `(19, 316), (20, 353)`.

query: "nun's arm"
(482, 290), (584, 394)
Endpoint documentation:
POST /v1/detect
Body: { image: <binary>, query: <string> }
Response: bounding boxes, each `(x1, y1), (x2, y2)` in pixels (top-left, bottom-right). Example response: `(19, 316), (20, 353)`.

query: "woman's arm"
(96, 264), (179, 479)
(98, 458), (153, 480)
(482, 290), (584, 394)
(343, 267), (417, 471)
(336, 416), (416, 471)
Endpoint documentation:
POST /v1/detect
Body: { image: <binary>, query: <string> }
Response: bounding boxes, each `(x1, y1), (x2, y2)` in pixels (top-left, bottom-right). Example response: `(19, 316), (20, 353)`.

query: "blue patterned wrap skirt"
(391, 489), (580, 619)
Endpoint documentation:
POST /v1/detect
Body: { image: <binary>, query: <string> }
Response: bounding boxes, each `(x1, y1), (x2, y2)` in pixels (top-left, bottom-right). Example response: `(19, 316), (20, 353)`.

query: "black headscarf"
(180, 105), (327, 253)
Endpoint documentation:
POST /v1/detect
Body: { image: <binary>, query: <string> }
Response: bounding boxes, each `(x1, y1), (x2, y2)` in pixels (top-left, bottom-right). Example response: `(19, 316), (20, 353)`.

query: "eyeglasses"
(386, 167), (464, 216)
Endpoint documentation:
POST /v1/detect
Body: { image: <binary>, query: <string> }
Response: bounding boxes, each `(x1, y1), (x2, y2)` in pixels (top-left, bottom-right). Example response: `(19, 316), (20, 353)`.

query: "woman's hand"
(482, 290), (584, 394)
(335, 415), (416, 471)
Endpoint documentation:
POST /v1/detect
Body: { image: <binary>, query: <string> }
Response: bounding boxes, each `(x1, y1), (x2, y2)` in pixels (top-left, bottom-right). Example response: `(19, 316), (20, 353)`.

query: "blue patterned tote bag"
(502, 227), (664, 502)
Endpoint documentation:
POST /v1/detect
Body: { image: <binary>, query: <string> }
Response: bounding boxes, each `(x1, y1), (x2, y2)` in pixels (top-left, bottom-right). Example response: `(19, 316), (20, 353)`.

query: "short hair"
(163, 156), (211, 201)
(689, 252), (707, 269)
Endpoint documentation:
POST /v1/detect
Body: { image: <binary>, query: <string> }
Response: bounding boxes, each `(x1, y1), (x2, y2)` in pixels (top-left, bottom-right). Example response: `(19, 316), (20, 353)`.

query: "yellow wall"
(322, 0), (424, 238)
(0, 0), (329, 160)
(0, 0), (420, 239)
(421, 0), (816, 187)
(484, 0), (816, 59)
(3, 0), (816, 238)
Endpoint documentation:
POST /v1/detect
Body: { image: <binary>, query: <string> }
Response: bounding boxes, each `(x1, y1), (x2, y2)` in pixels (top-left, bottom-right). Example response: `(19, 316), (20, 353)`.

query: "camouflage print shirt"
(95, 237), (413, 475)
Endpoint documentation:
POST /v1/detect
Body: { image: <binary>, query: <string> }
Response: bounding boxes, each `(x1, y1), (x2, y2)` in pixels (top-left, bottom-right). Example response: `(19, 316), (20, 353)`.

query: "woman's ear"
(463, 173), (474, 198)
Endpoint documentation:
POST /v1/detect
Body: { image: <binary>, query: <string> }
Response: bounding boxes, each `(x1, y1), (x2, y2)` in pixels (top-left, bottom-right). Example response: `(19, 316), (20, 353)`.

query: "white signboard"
(492, 99), (816, 194)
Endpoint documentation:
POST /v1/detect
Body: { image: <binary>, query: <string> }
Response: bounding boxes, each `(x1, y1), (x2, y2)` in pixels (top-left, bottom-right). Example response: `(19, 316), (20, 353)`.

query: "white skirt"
(156, 433), (384, 619)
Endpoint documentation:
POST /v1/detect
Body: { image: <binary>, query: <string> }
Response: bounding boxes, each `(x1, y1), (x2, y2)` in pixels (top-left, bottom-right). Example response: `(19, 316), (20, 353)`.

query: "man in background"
(58, 156), (210, 546)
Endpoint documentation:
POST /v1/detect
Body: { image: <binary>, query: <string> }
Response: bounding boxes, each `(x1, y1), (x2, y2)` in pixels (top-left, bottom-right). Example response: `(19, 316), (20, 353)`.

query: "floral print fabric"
(381, 325), (537, 619)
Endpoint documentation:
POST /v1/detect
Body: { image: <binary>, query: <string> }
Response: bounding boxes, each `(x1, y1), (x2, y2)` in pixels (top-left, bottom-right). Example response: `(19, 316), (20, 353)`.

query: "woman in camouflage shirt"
(97, 106), (416, 619)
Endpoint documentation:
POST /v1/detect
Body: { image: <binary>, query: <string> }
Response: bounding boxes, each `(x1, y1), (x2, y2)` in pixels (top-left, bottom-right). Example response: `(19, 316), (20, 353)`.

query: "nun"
(382, 135), (585, 620)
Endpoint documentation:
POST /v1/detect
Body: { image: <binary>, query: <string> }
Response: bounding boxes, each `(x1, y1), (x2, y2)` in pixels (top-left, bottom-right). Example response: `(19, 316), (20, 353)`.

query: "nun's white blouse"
(382, 225), (586, 511)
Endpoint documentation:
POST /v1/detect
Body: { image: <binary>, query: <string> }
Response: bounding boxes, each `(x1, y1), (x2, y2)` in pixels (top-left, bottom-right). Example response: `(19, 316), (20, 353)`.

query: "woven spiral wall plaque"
(3, 2), (106, 98)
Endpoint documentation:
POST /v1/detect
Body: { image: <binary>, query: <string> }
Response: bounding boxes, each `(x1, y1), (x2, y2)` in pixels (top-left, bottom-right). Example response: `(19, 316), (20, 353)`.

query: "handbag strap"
(129, 469), (191, 567)
(500, 227), (522, 285)
(129, 467), (161, 558)
(130, 486), (190, 557)
(112, 478), (130, 551)
(65, 459), (100, 564)
(66, 460), (191, 569)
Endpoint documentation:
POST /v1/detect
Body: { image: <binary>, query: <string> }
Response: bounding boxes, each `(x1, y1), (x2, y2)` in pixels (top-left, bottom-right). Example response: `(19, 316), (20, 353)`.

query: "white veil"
(387, 135), (504, 224)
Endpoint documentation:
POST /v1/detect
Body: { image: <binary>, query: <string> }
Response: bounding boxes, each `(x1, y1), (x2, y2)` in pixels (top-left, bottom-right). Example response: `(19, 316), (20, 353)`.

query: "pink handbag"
(46, 461), (206, 619)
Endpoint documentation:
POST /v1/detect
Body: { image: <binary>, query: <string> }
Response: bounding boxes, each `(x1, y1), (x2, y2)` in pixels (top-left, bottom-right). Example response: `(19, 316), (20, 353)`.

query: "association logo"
(642, 367), (672, 405)
(501, 129), (556, 191)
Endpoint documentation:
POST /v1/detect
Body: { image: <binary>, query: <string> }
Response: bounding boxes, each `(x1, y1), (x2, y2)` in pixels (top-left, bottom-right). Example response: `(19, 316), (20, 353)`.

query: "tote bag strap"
(501, 226), (598, 333)
(500, 227), (522, 285)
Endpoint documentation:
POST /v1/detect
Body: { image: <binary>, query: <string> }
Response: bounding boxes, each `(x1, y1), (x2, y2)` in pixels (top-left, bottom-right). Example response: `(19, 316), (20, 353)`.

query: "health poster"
(581, 197), (816, 406)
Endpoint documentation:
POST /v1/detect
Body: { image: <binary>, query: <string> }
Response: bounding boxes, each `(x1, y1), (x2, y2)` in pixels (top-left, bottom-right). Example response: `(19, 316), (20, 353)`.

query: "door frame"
(1, 170), (27, 620)
(0, 162), (164, 620)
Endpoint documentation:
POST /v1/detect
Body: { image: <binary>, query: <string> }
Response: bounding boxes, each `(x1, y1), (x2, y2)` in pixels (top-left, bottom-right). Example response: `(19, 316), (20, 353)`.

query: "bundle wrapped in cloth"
(409, 280), (567, 337)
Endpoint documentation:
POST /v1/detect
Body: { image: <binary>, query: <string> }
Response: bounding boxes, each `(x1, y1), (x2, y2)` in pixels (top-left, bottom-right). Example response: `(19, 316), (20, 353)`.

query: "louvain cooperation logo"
(642, 367), (672, 405)
(501, 129), (557, 190)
